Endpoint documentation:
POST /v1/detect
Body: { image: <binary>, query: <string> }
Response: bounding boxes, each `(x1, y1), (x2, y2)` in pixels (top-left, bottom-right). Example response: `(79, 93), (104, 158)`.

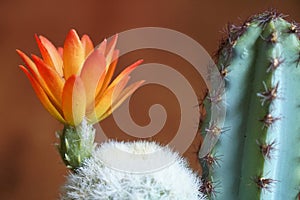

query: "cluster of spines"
(252, 174), (277, 192)
(256, 140), (276, 160)
(202, 153), (222, 170)
(199, 178), (219, 199)
(201, 12), (254, 198)
(201, 9), (300, 198)
(251, 11), (289, 191)
(214, 17), (252, 78)
(257, 82), (279, 106)
(215, 9), (300, 80)
(290, 20), (300, 66)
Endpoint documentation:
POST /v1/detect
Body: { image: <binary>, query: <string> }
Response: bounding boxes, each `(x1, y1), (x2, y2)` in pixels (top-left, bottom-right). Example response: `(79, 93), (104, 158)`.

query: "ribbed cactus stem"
(238, 18), (300, 199)
(199, 10), (300, 200)
(57, 119), (96, 170)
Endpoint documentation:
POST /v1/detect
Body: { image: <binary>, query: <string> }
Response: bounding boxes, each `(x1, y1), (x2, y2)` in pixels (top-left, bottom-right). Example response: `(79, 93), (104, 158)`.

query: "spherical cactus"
(61, 141), (203, 200)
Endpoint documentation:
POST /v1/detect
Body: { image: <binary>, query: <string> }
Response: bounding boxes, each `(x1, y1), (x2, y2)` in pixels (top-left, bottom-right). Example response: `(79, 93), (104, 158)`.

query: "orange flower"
(18, 29), (144, 126)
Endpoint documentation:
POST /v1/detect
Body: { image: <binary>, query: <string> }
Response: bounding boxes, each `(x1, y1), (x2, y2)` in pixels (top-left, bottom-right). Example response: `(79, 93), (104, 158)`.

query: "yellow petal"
(81, 34), (94, 58)
(62, 75), (86, 126)
(20, 65), (65, 123)
(38, 35), (64, 76)
(88, 75), (129, 124)
(99, 80), (144, 121)
(91, 59), (143, 122)
(110, 76), (130, 100)
(80, 49), (106, 109)
(63, 29), (85, 79)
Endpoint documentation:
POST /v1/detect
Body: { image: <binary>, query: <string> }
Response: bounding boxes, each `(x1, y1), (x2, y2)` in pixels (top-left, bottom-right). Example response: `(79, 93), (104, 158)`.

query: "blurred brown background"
(1, 0), (299, 199)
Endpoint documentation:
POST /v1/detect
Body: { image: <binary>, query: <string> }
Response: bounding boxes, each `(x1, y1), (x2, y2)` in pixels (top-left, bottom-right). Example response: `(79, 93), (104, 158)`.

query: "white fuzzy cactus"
(61, 141), (204, 200)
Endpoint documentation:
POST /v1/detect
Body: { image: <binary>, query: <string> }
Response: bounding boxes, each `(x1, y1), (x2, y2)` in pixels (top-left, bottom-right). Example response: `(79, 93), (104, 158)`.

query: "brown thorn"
(205, 122), (231, 137)
(207, 84), (225, 109)
(218, 63), (230, 79)
(267, 57), (284, 72)
(252, 175), (277, 191)
(260, 31), (279, 45)
(270, 32), (278, 43)
(228, 22), (250, 41)
(257, 82), (279, 105)
(221, 68), (229, 78)
(200, 178), (219, 198)
(288, 21), (300, 37)
(214, 36), (234, 64)
(202, 153), (222, 168)
(289, 23), (298, 33)
(259, 114), (280, 128)
(251, 9), (287, 29)
(256, 140), (277, 159)
(205, 125), (221, 136)
(214, 20), (250, 62)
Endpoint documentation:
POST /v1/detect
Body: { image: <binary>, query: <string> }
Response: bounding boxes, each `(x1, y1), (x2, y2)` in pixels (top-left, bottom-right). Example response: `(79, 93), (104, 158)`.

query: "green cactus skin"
(57, 119), (96, 171)
(199, 11), (300, 200)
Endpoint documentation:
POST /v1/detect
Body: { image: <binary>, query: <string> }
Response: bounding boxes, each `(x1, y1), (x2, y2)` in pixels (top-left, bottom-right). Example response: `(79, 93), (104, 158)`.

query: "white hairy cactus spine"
(61, 141), (204, 200)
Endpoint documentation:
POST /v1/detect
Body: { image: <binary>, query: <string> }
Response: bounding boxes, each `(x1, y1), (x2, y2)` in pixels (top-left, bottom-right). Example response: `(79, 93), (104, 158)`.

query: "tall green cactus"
(199, 10), (300, 200)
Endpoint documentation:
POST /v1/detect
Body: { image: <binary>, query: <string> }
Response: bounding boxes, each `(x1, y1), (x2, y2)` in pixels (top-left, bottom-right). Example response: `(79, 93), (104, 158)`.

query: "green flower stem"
(57, 119), (96, 171)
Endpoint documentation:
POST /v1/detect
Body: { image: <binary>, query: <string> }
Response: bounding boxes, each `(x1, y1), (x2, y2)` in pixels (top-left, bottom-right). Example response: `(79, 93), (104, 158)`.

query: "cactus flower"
(17, 29), (144, 126)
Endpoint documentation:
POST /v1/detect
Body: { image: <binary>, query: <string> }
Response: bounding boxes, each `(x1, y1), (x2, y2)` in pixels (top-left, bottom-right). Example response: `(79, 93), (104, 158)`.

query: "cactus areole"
(199, 10), (300, 200)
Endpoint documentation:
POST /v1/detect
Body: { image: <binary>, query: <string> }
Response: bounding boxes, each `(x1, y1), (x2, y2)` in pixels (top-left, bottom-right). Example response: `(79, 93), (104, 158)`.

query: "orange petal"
(16, 49), (39, 77)
(80, 49), (106, 109)
(81, 34), (94, 57)
(96, 39), (107, 55)
(57, 47), (63, 57)
(99, 80), (144, 121)
(35, 34), (54, 69)
(17, 50), (52, 102)
(63, 29), (85, 79)
(96, 50), (119, 97)
(38, 35), (64, 76)
(32, 55), (64, 107)
(62, 75), (86, 126)
(105, 34), (118, 65)
(108, 59), (143, 89)
(20, 65), (65, 123)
